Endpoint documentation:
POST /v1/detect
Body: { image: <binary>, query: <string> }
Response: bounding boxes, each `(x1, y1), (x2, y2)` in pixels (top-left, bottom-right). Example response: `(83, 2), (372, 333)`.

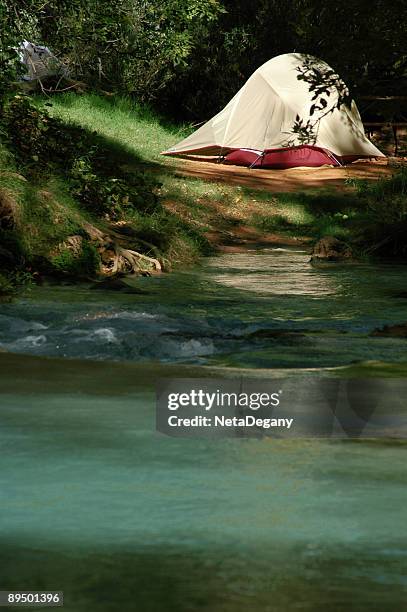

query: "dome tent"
(162, 53), (384, 168)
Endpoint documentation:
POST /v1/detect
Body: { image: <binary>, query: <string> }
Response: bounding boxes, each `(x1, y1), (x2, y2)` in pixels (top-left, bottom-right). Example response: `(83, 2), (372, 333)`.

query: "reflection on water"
(206, 249), (338, 295)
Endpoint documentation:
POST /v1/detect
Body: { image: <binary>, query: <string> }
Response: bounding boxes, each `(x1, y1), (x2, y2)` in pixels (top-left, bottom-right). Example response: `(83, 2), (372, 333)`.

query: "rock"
(159, 258), (172, 273)
(90, 278), (149, 294)
(51, 235), (84, 257)
(371, 323), (407, 338)
(311, 236), (354, 262)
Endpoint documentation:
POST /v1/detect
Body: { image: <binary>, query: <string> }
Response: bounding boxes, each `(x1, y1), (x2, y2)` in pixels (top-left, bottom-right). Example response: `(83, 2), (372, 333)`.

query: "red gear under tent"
(162, 53), (384, 169)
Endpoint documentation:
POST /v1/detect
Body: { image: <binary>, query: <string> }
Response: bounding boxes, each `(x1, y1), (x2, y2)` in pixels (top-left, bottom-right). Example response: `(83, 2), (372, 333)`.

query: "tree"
(159, 0), (407, 119)
(1, 1), (406, 121)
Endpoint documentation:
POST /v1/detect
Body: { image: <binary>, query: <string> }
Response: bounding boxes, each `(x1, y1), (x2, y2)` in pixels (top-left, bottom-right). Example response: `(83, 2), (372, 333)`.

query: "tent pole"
(249, 151), (265, 169)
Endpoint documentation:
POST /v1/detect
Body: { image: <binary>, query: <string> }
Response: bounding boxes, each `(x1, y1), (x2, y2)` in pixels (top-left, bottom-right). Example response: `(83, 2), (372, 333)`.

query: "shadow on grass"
(41, 93), (396, 251)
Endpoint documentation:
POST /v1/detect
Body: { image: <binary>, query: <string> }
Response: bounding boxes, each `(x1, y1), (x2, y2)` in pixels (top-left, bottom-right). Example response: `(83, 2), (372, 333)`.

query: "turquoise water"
(0, 248), (406, 610)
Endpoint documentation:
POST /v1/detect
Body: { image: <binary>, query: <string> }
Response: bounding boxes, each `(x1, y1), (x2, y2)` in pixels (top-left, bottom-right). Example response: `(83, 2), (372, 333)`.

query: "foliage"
(160, 0), (407, 119)
(70, 156), (158, 217)
(0, 1), (23, 99)
(0, 271), (14, 296)
(2, 95), (52, 163)
(0, 269), (33, 298)
(1, 0), (223, 100)
(0, 228), (27, 264)
(361, 167), (407, 198)
(0, 92), (211, 279)
(1, 94), (159, 218)
(51, 241), (100, 276)
(352, 168), (407, 224)
(343, 169), (407, 256)
(1, 0), (406, 123)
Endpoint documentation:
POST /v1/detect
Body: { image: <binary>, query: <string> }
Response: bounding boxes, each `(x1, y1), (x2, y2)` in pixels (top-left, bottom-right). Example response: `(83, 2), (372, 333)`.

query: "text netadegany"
(168, 415), (294, 429)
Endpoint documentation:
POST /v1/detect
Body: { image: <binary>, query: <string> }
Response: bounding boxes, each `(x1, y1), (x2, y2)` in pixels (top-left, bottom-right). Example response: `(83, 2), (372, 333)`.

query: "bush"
(0, 271), (14, 296)
(353, 167), (407, 224)
(51, 241), (100, 276)
(70, 156), (158, 217)
(351, 168), (407, 256)
(1, 95), (160, 219)
(0, 229), (26, 265)
(0, 270), (33, 299)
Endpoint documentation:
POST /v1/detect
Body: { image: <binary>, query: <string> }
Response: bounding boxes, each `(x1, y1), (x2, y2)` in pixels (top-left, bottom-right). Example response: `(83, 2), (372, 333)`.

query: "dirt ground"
(173, 157), (397, 192)
(162, 156), (406, 252)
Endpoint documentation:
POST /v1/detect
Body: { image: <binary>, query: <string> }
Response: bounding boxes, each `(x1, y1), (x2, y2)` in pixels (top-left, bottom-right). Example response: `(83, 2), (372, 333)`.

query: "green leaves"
(1, 94), (160, 219)
(0, 0), (224, 101)
(1, 0), (406, 121)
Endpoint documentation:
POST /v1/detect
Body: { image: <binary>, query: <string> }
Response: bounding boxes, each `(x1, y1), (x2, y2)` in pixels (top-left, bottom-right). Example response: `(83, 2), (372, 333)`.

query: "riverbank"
(48, 93), (406, 256)
(1, 92), (406, 300)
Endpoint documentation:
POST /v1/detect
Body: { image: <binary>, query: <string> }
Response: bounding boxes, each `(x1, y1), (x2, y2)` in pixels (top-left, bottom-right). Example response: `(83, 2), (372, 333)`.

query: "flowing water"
(0, 248), (406, 610)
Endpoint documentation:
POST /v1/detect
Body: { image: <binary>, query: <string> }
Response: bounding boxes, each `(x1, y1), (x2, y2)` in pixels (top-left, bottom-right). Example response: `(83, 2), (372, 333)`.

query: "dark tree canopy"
(1, 0), (406, 120)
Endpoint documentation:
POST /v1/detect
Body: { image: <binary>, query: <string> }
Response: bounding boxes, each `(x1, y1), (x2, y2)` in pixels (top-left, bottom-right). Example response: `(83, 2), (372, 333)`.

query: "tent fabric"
(224, 145), (341, 168)
(162, 53), (384, 167)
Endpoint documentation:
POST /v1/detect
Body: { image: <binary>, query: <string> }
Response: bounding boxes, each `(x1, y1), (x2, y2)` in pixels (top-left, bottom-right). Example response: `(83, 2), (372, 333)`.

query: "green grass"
(44, 93), (356, 242)
(248, 189), (357, 241)
(0, 135), (103, 279)
(0, 93), (216, 282)
(46, 93), (189, 161)
(41, 93), (235, 224)
(2, 91), (403, 280)
(0, 172), (95, 262)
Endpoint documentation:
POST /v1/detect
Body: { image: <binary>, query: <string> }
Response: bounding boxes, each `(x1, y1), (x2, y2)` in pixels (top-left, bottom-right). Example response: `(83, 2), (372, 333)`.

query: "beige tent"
(162, 53), (384, 168)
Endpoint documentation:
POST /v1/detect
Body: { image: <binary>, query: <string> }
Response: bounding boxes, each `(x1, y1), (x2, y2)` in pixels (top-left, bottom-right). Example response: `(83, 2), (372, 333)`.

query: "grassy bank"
(0, 93), (213, 299)
(47, 93), (407, 255)
(1, 91), (406, 299)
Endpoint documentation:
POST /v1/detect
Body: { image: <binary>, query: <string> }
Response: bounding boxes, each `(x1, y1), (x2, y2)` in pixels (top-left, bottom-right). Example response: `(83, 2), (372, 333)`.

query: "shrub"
(352, 168), (407, 223)
(1, 95), (160, 218)
(51, 241), (100, 276)
(2, 95), (96, 177)
(0, 229), (27, 265)
(0, 271), (14, 296)
(70, 155), (158, 217)
(351, 168), (407, 256)
(0, 270), (33, 298)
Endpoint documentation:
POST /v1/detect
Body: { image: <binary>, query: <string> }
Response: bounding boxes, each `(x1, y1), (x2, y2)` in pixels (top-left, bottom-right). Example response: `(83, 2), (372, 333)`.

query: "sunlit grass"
(44, 93), (346, 219)
(46, 93), (189, 161)
(39, 92), (384, 250)
(5, 90), (399, 287)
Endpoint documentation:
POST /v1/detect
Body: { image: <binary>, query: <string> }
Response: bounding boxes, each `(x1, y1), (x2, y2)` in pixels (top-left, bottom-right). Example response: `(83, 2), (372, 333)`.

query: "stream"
(0, 247), (406, 610)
